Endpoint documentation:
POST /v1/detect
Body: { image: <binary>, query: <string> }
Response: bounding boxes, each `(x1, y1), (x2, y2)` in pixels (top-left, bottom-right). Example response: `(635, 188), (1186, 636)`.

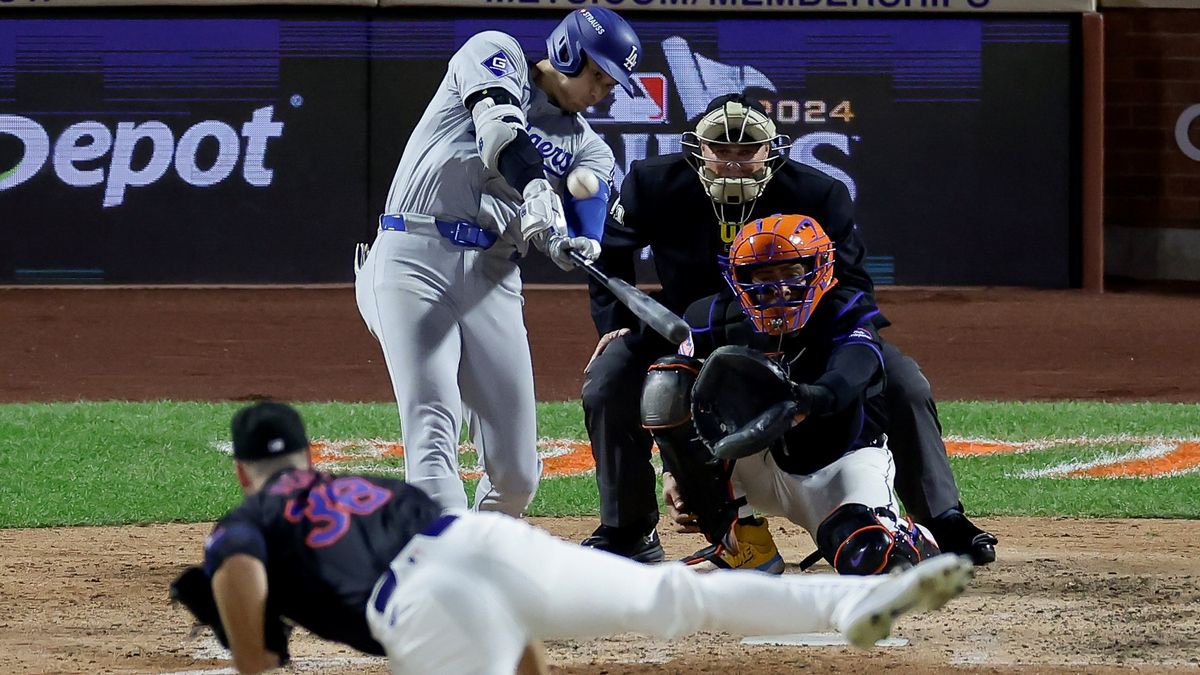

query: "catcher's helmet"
(722, 214), (837, 335)
(547, 8), (642, 96)
(683, 94), (789, 225)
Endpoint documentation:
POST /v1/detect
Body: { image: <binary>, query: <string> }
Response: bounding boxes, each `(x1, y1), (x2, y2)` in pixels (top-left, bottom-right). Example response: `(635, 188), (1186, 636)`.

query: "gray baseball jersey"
(358, 31), (614, 516)
(383, 30), (614, 242)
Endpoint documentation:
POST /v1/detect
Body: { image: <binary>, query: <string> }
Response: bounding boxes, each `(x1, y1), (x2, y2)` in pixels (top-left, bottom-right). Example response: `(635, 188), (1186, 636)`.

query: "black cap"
(231, 401), (309, 461)
(703, 93), (768, 117)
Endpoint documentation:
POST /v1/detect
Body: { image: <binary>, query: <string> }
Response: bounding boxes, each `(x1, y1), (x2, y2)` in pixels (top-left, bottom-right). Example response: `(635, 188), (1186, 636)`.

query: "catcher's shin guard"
(816, 503), (940, 575)
(641, 356), (741, 546)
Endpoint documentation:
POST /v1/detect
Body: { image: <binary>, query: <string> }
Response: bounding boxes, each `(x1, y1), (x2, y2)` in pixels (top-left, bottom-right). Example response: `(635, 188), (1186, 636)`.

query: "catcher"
(643, 213), (941, 575)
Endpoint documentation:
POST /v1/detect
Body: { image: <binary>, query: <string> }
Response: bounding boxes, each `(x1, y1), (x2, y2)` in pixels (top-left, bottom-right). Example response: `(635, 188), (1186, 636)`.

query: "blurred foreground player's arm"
(211, 553), (279, 675)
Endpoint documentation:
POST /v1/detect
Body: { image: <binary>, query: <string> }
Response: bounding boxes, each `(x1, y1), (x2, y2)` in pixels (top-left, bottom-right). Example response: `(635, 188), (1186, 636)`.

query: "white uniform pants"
(356, 226), (541, 516)
(731, 445), (908, 542)
(365, 511), (888, 675)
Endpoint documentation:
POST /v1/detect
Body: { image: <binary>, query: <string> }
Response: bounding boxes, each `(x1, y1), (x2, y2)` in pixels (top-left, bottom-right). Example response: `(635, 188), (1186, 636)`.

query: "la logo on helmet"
(623, 45), (638, 72)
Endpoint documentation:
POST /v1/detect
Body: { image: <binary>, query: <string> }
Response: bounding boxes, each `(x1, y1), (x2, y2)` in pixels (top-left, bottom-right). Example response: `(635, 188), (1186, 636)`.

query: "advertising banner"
(0, 16), (371, 282)
(372, 14), (1075, 285)
(0, 1), (376, 8)
(381, 0), (1096, 12)
(1, 11), (1076, 285)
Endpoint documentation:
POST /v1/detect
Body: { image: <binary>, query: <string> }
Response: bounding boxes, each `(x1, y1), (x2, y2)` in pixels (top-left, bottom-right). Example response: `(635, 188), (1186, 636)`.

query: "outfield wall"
(1102, 3), (1200, 282)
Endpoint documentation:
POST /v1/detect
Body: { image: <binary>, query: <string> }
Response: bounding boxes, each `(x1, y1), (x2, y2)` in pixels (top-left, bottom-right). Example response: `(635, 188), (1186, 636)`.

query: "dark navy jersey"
(683, 288), (888, 476)
(590, 153), (879, 353)
(202, 469), (443, 656)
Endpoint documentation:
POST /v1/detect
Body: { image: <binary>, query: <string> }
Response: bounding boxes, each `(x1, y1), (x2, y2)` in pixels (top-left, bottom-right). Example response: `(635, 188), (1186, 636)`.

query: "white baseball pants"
(731, 444), (917, 541)
(365, 511), (888, 675)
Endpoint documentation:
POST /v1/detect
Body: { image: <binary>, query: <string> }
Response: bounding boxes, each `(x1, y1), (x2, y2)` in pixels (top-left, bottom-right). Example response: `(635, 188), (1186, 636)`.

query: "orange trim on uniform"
(647, 362), (700, 375)
(832, 524), (892, 575)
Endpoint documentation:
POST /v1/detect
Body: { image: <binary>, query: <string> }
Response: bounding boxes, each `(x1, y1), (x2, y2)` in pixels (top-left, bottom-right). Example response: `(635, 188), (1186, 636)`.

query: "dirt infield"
(2, 286), (1200, 673)
(2, 517), (1198, 674)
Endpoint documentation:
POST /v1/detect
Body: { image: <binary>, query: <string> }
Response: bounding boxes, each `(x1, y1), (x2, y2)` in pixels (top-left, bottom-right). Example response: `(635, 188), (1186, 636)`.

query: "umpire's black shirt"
(590, 153), (876, 347)
(203, 469), (443, 655)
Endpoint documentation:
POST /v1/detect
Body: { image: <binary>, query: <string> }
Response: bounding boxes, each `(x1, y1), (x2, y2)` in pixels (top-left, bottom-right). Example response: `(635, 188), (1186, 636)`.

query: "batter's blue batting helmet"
(547, 8), (642, 96)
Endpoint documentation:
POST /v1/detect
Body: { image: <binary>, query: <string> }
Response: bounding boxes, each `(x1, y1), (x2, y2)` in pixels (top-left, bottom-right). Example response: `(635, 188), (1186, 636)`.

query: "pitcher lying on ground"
(171, 401), (975, 675)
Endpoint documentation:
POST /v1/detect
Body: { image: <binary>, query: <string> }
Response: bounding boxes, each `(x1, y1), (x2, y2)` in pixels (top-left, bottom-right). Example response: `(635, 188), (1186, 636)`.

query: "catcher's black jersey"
(683, 288), (888, 475)
(203, 469), (443, 655)
(589, 153), (877, 349)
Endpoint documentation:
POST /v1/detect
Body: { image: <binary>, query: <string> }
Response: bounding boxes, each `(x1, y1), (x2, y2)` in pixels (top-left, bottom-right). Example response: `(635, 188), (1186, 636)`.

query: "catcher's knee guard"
(641, 355), (702, 430)
(641, 356), (740, 545)
(816, 503), (941, 575)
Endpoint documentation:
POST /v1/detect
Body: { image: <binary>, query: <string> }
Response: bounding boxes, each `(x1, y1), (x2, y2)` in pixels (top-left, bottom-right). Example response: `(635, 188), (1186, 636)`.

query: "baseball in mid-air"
(567, 169), (600, 199)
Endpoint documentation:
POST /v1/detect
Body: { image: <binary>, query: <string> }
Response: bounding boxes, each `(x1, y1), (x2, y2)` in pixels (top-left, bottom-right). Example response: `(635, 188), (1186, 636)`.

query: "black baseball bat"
(568, 250), (691, 345)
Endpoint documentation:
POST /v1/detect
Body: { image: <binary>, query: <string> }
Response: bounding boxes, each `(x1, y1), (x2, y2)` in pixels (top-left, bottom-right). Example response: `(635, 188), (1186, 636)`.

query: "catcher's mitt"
(691, 345), (811, 460)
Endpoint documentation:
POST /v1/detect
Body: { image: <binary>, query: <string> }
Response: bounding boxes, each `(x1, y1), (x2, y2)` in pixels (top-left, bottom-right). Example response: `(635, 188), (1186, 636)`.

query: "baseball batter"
(644, 215), (942, 575)
(355, 9), (639, 516)
(172, 401), (976, 675)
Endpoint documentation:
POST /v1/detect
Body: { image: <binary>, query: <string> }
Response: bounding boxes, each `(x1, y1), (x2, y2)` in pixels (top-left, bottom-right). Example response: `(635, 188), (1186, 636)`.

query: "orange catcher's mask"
(721, 214), (837, 335)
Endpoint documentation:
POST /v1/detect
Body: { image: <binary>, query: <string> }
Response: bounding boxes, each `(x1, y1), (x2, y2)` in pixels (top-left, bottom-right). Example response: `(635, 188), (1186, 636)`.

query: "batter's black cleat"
(926, 509), (997, 566)
(581, 524), (665, 563)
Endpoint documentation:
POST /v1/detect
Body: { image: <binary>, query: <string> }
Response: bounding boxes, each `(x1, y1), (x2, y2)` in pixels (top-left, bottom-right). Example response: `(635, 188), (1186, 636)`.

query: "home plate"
(741, 632), (909, 647)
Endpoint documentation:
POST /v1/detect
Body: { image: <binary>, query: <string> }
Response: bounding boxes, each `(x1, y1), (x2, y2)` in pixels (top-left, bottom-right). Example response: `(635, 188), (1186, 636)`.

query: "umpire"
(580, 94), (997, 565)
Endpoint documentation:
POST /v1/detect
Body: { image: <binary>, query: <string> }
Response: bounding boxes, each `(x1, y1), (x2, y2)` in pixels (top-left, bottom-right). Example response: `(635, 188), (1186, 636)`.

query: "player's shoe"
(925, 508), (998, 566)
(581, 524), (665, 563)
(681, 516), (785, 575)
(838, 554), (975, 651)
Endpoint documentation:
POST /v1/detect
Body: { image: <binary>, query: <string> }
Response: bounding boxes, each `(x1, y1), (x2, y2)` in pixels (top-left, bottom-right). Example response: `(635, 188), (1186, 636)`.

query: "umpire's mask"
(683, 94), (788, 226)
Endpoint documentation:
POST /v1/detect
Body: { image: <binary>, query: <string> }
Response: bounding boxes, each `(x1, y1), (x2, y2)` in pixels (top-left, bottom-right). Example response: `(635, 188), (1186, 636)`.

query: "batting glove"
(543, 235), (601, 272)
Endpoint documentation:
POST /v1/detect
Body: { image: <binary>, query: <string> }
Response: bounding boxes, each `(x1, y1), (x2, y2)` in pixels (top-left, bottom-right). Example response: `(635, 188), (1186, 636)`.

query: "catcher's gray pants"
(366, 510), (889, 675)
(356, 224), (540, 516)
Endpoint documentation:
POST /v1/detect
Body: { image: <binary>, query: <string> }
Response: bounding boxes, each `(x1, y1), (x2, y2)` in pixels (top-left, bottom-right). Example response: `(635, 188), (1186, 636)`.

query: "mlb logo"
(482, 50), (514, 77)
(634, 73), (667, 121)
(587, 72), (669, 125)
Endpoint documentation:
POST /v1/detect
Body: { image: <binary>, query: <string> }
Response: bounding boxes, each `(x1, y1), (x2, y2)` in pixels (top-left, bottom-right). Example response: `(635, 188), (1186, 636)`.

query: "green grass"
(0, 400), (1197, 528)
(940, 400), (1200, 440)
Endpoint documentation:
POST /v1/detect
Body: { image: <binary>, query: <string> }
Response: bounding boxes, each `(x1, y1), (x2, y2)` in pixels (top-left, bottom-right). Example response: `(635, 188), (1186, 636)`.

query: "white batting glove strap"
(519, 178), (567, 245)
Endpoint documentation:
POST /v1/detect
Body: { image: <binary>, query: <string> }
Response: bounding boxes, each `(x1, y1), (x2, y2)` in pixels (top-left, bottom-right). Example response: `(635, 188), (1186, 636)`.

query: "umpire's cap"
(703, 93), (768, 118)
(231, 401), (309, 461)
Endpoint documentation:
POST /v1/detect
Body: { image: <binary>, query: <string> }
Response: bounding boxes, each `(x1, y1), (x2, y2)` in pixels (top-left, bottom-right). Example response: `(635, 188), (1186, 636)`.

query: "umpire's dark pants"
(581, 334), (665, 532)
(581, 335), (963, 531)
(880, 341), (962, 522)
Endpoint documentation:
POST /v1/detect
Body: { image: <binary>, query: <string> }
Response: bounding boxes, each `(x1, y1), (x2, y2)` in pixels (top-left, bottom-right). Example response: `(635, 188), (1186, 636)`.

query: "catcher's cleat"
(838, 554), (974, 651)
(581, 524), (665, 563)
(682, 516), (785, 575)
(926, 509), (997, 566)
